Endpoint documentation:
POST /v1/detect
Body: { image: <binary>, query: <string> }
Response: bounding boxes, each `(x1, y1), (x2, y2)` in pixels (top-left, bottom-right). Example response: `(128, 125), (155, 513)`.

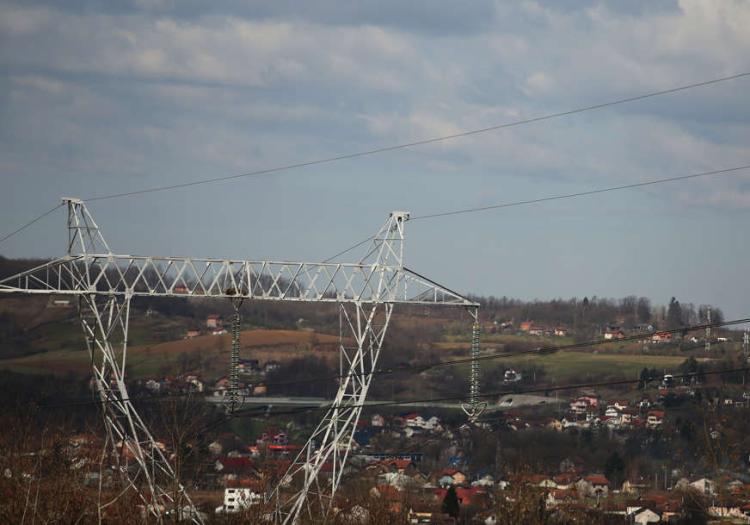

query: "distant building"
(690, 478), (715, 495)
(185, 329), (200, 339)
(252, 384), (267, 396)
(646, 410), (665, 428)
(604, 327), (625, 340)
(577, 475), (609, 497)
(554, 327), (568, 337)
(215, 488), (261, 514)
(206, 315), (222, 329)
(503, 369), (522, 383)
(651, 331), (672, 343)
(49, 298), (72, 308)
(528, 326), (544, 336)
(264, 361), (280, 373)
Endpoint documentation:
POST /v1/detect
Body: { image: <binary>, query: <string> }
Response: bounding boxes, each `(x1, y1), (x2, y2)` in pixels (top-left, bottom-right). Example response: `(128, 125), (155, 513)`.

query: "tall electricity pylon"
(0, 198), (479, 524)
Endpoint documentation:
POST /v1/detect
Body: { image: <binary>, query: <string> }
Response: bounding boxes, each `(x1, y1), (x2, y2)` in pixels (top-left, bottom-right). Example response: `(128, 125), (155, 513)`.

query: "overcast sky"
(1, 0), (750, 318)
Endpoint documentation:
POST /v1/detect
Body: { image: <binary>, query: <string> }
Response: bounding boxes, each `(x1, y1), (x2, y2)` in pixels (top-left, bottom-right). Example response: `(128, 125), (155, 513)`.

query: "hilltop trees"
(667, 297), (684, 330)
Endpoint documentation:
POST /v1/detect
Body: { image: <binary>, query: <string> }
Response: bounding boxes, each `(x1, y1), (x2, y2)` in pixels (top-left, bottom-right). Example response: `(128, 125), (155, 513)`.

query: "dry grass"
(0, 329), (341, 377)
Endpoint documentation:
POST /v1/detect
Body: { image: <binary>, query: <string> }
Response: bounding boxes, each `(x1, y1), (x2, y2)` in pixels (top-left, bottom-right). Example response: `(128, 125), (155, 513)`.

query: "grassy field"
(0, 329), (341, 378)
(476, 350), (691, 383)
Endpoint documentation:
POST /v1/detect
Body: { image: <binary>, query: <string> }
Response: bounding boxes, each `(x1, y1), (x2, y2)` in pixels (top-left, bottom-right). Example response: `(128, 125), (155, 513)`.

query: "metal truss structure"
(462, 311), (486, 422)
(0, 199), (479, 524)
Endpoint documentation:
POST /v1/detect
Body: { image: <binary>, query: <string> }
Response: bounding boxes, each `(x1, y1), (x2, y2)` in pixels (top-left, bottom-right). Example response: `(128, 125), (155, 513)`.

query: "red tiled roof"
(584, 475), (610, 486)
(434, 487), (485, 507)
(374, 485), (402, 501)
(554, 473), (578, 485)
(381, 459), (414, 471)
(217, 457), (255, 473)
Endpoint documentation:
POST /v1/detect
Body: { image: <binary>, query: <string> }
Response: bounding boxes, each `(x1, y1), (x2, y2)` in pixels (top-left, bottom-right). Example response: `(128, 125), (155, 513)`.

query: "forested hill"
(467, 294), (724, 332)
(0, 256), (50, 280)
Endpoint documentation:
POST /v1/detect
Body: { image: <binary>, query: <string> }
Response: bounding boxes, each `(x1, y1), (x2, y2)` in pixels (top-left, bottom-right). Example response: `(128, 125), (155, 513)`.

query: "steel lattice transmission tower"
(0, 199), (479, 524)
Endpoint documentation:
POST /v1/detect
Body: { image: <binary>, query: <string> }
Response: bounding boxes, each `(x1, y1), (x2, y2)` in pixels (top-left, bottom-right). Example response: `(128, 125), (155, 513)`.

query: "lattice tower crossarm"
(0, 199), (478, 525)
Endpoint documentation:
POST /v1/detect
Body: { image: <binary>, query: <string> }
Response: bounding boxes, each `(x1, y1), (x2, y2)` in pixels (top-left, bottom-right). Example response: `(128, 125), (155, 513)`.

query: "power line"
(174, 361), (750, 441)
(321, 235), (374, 263)
(83, 72), (750, 203)
(225, 365), (750, 422)
(238, 316), (750, 389)
(321, 163), (750, 261)
(36, 316), (749, 411)
(410, 164), (750, 221)
(0, 204), (63, 246)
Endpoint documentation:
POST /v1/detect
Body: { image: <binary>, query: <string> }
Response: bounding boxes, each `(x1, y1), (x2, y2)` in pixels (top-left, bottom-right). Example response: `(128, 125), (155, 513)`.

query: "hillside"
(0, 328), (341, 378)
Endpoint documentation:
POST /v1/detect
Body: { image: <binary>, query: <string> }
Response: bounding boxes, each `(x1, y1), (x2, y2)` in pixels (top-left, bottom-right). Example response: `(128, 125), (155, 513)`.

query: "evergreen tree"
(441, 486), (460, 519)
(604, 451), (626, 487)
(667, 297), (683, 330)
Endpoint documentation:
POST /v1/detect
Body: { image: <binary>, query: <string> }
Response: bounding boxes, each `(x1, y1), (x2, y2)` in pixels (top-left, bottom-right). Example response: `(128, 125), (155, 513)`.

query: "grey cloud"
(6, 0), (498, 36)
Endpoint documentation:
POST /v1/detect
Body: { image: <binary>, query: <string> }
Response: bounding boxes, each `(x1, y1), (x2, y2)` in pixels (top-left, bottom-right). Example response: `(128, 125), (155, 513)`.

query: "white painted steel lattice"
(0, 199), (478, 524)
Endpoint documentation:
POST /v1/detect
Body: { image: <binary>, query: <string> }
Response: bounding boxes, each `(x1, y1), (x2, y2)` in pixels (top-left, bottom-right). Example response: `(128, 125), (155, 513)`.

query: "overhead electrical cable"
(410, 164), (750, 221)
(0, 203), (63, 246)
(37, 316), (749, 410)
(221, 365), (750, 422)
(83, 72), (750, 203)
(321, 163), (750, 261)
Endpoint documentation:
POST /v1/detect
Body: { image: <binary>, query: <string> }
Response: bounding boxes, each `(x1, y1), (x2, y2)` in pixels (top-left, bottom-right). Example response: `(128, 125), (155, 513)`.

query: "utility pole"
(705, 306), (711, 353)
(743, 329), (749, 362)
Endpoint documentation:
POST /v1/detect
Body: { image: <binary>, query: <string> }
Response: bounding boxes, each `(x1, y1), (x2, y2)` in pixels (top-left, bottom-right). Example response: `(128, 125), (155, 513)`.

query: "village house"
(576, 475), (610, 498)
(401, 413), (442, 432)
(613, 400), (629, 411)
(215, 488), (262, 514)
(622, 480), (650, 496)
(554, 327), (568, 337)
(651, 331), (672, 343)
(553, 473), (579, 490)
(184, 374), (204, 392)
(214, 377), (230, 395)
(185, 329), (200, 339)
(604, 326), (626, 340)
(646, 410), (665, 429)
(206, 314), (222, 329)
(528, 325), (545, 336)
(690, 477), (715, 495)
(570, 395), (598, 416)
(434, 487), (489, 509)
(437, 468), (467, 487)
(630, 507), (661, 524)
(503, 369), (522, 383)
(237, 359), (260, 374)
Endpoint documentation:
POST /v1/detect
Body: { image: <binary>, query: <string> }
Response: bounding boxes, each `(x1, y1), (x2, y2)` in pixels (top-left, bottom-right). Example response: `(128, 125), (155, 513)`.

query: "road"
(205, 393), (563, 411)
